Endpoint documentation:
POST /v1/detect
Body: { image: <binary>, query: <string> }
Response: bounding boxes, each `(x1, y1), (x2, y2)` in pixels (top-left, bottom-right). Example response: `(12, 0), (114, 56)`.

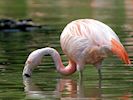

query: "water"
(0, 0), (133, 99)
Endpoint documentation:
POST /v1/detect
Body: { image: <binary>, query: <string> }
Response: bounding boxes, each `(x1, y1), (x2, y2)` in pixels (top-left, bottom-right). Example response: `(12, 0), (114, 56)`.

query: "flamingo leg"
(98, 69), (102, 89)
(79, 70), (83, 81)
(76, 63), (84, 81)
(98, 69), (102, 80)
(95, 61), (102, 80)
(94, 62), (103, 88)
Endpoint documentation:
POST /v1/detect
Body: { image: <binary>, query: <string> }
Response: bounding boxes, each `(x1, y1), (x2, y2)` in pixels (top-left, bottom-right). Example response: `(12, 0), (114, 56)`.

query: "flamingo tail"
(111, 39), (131, 64)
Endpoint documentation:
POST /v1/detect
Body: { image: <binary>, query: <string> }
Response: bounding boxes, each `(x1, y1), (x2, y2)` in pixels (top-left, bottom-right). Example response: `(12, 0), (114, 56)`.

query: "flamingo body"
(23, 19), (131, 77)
(60, 19), (130, 71)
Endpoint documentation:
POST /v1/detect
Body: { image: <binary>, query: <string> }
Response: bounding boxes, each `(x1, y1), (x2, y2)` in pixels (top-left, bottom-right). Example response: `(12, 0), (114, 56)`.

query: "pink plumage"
(61, 19), (130, 71)
(23, 19), (131, 78)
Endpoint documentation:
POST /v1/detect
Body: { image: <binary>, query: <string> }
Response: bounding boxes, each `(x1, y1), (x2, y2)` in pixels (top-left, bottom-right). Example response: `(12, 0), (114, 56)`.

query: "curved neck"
(23, 47), (76, 76)
(41, 47), (76, 75)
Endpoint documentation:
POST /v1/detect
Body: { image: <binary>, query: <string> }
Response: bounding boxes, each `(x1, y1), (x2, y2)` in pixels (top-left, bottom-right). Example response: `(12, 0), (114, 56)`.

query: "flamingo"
(22, 19), (131, 79)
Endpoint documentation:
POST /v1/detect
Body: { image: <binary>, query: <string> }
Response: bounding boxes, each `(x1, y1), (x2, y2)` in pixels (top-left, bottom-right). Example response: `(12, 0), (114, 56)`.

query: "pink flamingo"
(22, 19), (131, 78)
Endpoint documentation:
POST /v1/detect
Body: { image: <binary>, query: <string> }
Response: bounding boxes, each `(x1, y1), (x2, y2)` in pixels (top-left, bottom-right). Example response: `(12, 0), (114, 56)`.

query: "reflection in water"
(23, 77), (56, 99)
(0, 0), (132, 99)
(23, 77), (102, 99)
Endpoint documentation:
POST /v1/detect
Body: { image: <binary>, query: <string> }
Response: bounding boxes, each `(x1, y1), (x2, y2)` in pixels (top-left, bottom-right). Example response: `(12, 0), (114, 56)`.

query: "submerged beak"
(22, 65), (33, 77)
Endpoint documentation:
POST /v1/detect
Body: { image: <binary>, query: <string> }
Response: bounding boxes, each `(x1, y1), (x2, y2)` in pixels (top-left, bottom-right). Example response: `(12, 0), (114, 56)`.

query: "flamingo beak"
(22, 64), (33, 77)
(24, 73), (31, 77)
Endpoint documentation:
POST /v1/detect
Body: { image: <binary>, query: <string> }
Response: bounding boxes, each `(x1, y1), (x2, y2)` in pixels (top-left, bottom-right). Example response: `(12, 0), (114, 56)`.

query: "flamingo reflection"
(23, 77), (102, 99)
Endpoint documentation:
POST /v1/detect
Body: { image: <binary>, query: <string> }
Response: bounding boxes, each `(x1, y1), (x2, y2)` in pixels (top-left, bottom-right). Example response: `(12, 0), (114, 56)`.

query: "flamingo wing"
(60, 19), (131, 65)
(111, 39), (131, 64)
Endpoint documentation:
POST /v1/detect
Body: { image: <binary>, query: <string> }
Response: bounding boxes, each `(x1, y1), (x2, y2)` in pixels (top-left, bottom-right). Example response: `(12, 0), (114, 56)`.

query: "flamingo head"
(22, 61), (35, 77)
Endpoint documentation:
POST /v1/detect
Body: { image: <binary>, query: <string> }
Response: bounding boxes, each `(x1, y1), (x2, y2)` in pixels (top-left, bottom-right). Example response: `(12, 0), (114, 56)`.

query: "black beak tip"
(24, 73), (31, 77)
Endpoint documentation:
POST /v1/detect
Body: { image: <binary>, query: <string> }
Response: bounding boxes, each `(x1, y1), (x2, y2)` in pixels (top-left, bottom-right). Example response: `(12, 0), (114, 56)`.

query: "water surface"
(0, 0), (133, 99)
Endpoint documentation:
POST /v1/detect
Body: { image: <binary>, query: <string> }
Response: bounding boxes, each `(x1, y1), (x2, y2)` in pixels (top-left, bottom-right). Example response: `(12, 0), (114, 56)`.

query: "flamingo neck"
(41, 47), (76, 75)
(23, 47), (76, 77)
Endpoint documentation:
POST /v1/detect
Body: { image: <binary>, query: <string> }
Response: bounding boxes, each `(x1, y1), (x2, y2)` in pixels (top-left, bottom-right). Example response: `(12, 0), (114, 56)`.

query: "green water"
(0, 0), (133, 99)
